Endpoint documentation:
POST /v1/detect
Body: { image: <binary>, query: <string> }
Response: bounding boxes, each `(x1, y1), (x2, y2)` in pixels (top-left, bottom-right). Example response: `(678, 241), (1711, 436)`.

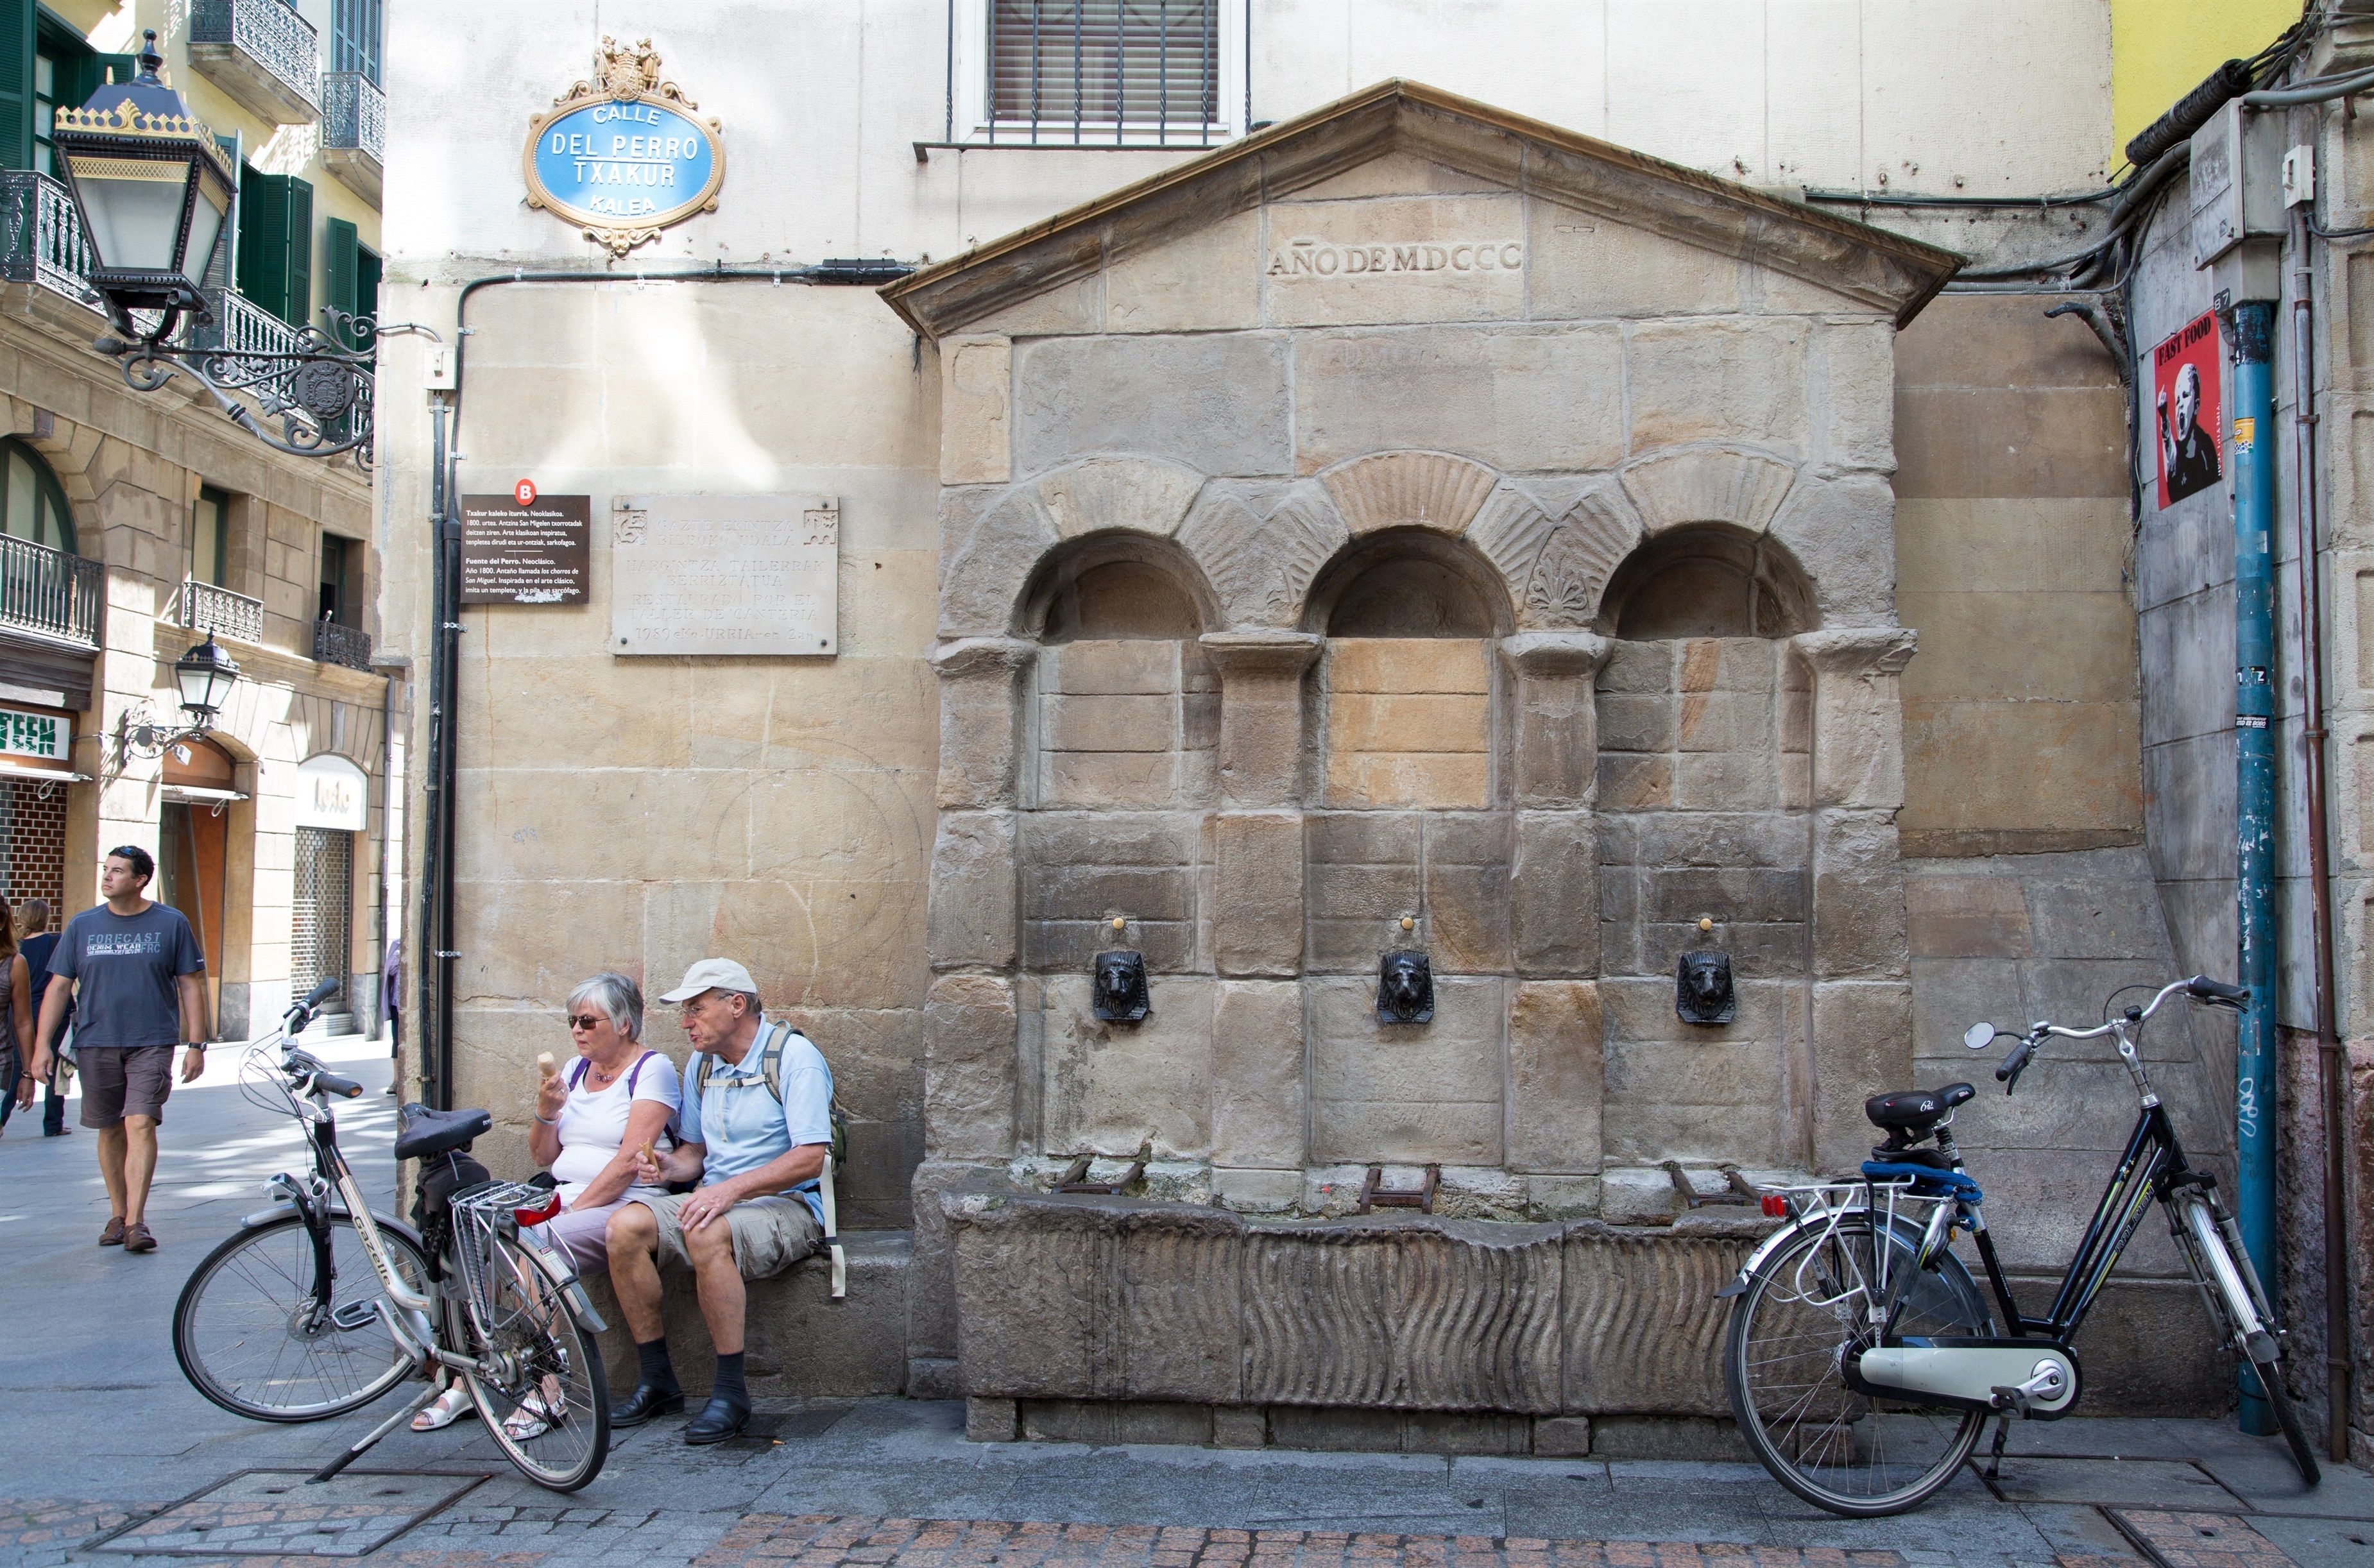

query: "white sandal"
(411, 1385), (474, 1432)
(501, 1390), (556, 1441)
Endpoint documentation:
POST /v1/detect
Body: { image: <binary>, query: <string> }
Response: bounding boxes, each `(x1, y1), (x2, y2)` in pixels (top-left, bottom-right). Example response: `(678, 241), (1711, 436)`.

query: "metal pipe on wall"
(2230, 297), (2280, 1438)
(2287, 198), (2356, 1463)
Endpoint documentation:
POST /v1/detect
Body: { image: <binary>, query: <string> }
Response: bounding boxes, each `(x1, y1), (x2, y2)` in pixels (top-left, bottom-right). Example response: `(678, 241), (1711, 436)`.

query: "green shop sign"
(0, 706), (69, 763)
(525, 36), (724, 256)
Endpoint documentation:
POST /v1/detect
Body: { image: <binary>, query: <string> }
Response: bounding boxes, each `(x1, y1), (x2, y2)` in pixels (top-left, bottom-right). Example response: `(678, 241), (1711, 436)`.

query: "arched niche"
(1018, 533), (1218, 643)
(1596, 525), (1815, 641)
(1302, 529), (1510, 814)
(1304, 527), (1514, 640)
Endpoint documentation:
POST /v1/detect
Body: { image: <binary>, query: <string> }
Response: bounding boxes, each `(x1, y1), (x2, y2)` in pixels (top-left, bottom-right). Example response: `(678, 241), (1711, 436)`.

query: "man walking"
(605, 958), (833, 1444)
(27, 848), (208, 1252)
(17, 900), (69, 1137)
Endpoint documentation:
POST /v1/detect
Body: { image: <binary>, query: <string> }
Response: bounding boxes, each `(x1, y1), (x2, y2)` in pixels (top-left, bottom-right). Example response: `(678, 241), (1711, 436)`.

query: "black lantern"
(49, 31), (234, 329)
(172, 635), (240, 722)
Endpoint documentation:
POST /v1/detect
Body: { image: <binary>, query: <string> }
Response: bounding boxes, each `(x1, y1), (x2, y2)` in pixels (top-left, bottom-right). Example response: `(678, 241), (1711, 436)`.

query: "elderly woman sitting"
(529, 971), (681, 1274)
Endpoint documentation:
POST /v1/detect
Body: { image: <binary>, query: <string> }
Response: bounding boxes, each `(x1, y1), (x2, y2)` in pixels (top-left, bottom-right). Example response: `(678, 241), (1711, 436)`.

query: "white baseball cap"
(658, 957), (758, 1003)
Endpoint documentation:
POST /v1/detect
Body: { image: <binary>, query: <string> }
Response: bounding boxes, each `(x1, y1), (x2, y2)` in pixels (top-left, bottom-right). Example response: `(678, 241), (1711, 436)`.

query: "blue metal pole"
(2229, 299), (2278, 1439)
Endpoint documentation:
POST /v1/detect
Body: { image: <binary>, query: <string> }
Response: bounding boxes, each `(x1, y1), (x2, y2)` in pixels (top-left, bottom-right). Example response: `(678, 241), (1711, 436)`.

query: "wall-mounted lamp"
(110, 633), (239, 776)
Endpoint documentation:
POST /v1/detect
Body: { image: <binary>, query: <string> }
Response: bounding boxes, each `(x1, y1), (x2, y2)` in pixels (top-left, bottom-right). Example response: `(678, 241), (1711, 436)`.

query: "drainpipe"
(2230, 297), (2280, 1438)
(2287, 201), (2355, 1463)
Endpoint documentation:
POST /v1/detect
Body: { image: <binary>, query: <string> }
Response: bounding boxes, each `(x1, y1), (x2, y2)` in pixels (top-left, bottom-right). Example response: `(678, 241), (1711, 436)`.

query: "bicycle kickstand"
(307, 1382), (445, 1484)
(1981, 1412), (2011, 1484)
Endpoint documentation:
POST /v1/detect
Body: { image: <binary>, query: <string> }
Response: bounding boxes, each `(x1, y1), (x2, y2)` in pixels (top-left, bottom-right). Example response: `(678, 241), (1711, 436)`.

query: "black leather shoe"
(608, 1383), (683, 1428)
(683, 1394), (750, 1445)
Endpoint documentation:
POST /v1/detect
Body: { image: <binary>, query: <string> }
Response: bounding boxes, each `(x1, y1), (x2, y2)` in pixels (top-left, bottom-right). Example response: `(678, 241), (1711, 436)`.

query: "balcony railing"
(321, 71), (386, 168)
(180, 578), (266, 644)
(190, 0), (321, 123)
(0, 535), (103, 649)
(0, 171), (99, 309)
(186, 285), (307, 361)
(312, 618), (372, 670)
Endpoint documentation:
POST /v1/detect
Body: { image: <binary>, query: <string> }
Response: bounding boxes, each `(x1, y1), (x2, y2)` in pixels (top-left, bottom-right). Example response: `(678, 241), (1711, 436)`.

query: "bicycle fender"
(1716, 1210), (1936, 1299)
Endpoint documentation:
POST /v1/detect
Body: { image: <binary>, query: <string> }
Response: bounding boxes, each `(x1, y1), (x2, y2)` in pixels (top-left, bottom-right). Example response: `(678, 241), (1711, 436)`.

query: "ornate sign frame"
(523, 37), (725, 255)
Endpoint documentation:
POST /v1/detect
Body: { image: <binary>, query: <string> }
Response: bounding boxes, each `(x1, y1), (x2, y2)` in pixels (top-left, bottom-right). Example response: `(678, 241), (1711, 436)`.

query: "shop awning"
(160, 784), (248, 805)
(0, 760), (88, 785)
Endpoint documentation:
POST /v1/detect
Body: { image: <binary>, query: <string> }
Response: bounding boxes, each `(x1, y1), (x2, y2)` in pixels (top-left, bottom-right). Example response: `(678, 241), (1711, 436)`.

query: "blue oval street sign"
(524, 40), (724, 254)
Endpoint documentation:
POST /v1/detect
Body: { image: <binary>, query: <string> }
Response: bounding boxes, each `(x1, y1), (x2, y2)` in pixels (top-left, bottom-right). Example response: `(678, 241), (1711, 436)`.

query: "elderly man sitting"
(605, 958), (833, 1444)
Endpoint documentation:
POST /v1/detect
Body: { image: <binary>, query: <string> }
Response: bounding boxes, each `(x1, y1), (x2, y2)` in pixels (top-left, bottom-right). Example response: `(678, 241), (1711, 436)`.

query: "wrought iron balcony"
(180, 578), (266, 644)
(320, 72), (386, 203)
(189, 0), (321, 124)
(185, 285), (307, 361)
(312, 617), (372, 670)
(0, 534), (103, 650)
(0, 171), (99, 310)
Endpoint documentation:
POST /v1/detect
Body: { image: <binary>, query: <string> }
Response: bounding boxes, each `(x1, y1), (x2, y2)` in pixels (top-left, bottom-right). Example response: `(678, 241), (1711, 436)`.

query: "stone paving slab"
(80, 1471), (484, 1559)
(2103, 1511), (2296, 1568)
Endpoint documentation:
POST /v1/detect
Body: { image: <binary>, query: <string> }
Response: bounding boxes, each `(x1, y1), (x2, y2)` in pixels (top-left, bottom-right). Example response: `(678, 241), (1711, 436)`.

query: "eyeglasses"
(566, 1014), (606, 1031)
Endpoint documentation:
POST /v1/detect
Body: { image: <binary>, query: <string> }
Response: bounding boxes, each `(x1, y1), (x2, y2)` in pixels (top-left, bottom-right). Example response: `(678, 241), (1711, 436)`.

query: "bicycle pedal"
(1988, 1385), (2031, 1417)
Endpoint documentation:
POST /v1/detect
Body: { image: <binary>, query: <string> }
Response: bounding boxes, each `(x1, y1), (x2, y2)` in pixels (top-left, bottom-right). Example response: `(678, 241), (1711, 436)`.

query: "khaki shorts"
(631, 1190), (821, 1281)
(80, 1045), (175, 1129)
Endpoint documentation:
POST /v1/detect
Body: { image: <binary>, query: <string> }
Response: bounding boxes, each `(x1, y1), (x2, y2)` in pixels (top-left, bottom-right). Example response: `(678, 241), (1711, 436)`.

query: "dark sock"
(712, 1351), (747, 1407)
(635, 1337), (678, 1392)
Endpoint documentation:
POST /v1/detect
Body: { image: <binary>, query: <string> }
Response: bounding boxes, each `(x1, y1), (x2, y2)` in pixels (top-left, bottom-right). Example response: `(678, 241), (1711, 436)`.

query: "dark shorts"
(80, 1045), (175, 1129)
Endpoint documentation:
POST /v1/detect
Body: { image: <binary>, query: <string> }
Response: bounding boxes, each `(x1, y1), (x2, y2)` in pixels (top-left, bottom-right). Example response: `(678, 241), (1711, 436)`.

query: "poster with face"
(2153, 311), (2224, 507)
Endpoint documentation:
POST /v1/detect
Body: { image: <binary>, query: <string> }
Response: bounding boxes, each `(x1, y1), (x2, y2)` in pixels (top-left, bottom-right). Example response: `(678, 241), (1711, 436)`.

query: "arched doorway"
(293, 754), (369, 1037)
(160, 737), (239, 1025)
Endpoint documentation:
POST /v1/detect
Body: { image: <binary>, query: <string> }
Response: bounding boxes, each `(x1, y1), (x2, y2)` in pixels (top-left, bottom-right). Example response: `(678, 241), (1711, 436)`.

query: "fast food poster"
(2153, 311), (2225, 507)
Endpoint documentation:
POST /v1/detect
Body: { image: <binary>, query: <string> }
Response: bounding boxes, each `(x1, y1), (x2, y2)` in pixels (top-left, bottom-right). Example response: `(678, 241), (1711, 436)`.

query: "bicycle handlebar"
(1983, 976), (2246, 1096)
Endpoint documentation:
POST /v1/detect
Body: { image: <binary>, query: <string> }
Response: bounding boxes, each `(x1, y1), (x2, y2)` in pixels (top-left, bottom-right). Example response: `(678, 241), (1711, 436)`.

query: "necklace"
(584, 1057), (626, 1089)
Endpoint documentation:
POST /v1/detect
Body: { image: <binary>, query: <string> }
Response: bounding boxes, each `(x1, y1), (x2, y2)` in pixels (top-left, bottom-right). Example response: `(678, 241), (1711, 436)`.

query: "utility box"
(2192, 99), (2285, 300)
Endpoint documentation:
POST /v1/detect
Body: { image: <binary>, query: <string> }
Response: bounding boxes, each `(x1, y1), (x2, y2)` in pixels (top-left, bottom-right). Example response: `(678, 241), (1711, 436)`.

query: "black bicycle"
(1720, 975), (2319, 1516)
(169, 980), (611, 1491)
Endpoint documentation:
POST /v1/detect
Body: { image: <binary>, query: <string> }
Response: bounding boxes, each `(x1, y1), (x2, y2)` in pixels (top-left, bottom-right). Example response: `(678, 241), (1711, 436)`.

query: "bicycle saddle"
(1863, 1082), (1974, 1135)
(395, 1104), (493, 1161)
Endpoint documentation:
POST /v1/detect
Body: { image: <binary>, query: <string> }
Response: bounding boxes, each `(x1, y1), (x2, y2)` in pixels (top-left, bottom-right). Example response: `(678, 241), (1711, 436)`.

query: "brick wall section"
(0, 781), (66, 932)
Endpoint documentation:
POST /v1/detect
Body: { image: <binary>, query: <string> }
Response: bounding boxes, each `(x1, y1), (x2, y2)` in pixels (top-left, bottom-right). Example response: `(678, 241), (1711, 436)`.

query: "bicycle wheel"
(1726, 1215), (1993, 1517)
(174, 1212), (430, 1422)
(459, 1233), (609, 1492)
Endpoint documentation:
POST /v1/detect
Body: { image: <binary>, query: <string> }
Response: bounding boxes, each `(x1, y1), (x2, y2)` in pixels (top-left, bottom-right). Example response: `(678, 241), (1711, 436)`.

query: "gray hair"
(721, 987), (762, 1018)
(568, 971), (644, 1041)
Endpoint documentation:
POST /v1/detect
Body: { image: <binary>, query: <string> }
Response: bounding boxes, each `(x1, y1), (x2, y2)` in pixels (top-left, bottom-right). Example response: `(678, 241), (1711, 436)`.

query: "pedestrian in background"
(18, 900), (69, 1136)
(0, 894), (31, 1136)
(26, 848), (207, 1253)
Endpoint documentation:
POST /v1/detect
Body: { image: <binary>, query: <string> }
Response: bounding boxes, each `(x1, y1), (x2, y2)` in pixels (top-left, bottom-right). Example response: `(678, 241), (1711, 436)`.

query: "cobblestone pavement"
(6, 1050), (2370, 1568)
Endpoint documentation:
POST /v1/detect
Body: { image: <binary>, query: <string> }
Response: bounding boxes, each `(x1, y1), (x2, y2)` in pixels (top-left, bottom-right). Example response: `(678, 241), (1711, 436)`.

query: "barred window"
(989, 0), (1219, 137)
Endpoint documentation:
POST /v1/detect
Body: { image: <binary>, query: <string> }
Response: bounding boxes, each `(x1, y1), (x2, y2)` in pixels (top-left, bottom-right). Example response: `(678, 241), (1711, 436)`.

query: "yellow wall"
(2112, 0), (2303, 162)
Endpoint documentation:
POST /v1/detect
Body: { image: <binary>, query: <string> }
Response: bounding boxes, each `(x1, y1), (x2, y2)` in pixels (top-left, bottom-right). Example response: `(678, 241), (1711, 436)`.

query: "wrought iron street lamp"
(51, 31), (423, 464)
(110, 633), (241, 776)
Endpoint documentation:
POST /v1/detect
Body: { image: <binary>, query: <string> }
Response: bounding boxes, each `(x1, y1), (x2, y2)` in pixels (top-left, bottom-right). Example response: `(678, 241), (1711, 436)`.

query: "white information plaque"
(610, 494), (839, 657)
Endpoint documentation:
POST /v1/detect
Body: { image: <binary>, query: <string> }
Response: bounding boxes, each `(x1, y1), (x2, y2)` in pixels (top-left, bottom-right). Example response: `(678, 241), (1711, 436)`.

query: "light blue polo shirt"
(679, 1019), (834, 1224)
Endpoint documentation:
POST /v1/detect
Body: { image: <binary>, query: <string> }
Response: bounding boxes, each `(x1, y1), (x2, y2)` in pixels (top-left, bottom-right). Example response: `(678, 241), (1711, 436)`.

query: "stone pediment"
(880, 79), (1961, 338)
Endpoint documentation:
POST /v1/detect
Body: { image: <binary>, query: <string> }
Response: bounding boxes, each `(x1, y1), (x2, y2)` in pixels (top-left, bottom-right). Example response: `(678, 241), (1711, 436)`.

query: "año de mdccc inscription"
(1267, 239), (1524, 277)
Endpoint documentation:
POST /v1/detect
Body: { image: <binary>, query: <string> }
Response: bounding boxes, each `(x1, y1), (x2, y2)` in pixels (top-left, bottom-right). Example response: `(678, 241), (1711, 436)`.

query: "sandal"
(411, 1385), (475, 1432)
(501, 1391), (557, 1442)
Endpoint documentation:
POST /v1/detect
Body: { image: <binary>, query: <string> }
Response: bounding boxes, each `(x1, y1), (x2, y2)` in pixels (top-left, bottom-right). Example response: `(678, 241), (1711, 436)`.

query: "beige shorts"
(631, 1190), (821, 1281)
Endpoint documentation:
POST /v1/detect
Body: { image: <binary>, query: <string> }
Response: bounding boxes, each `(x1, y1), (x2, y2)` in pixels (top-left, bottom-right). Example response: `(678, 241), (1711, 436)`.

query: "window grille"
(987, 0), (1220, 144)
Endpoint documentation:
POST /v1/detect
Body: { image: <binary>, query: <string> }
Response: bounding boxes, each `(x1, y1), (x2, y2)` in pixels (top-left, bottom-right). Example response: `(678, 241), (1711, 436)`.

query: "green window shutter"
(324, 216), (357, 334)
(0, 0), (35, 172)
(236, 167), (286, 316)
(283, 175), (312, 328)
(92, 52), (137, 91)
(357, 244), (381, 341)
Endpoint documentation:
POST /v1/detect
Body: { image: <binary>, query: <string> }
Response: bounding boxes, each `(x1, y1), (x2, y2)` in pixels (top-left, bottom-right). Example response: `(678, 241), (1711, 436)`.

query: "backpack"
(687, 1019), (848, 1299)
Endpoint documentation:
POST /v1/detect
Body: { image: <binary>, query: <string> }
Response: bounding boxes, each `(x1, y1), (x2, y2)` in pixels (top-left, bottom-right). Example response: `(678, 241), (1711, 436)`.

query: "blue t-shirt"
(21, 932), (63, 1020)
(49, 903), (203, 1049)
(680, 1019), (833, 1223)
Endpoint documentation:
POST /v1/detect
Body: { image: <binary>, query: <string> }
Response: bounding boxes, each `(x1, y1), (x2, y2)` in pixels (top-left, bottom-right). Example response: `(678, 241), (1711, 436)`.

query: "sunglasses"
(566, 1014), (607, 1031)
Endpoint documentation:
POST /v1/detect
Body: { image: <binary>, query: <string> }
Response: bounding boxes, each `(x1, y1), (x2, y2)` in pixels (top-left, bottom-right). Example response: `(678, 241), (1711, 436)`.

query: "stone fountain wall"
(905, 121), (1938, 1415)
